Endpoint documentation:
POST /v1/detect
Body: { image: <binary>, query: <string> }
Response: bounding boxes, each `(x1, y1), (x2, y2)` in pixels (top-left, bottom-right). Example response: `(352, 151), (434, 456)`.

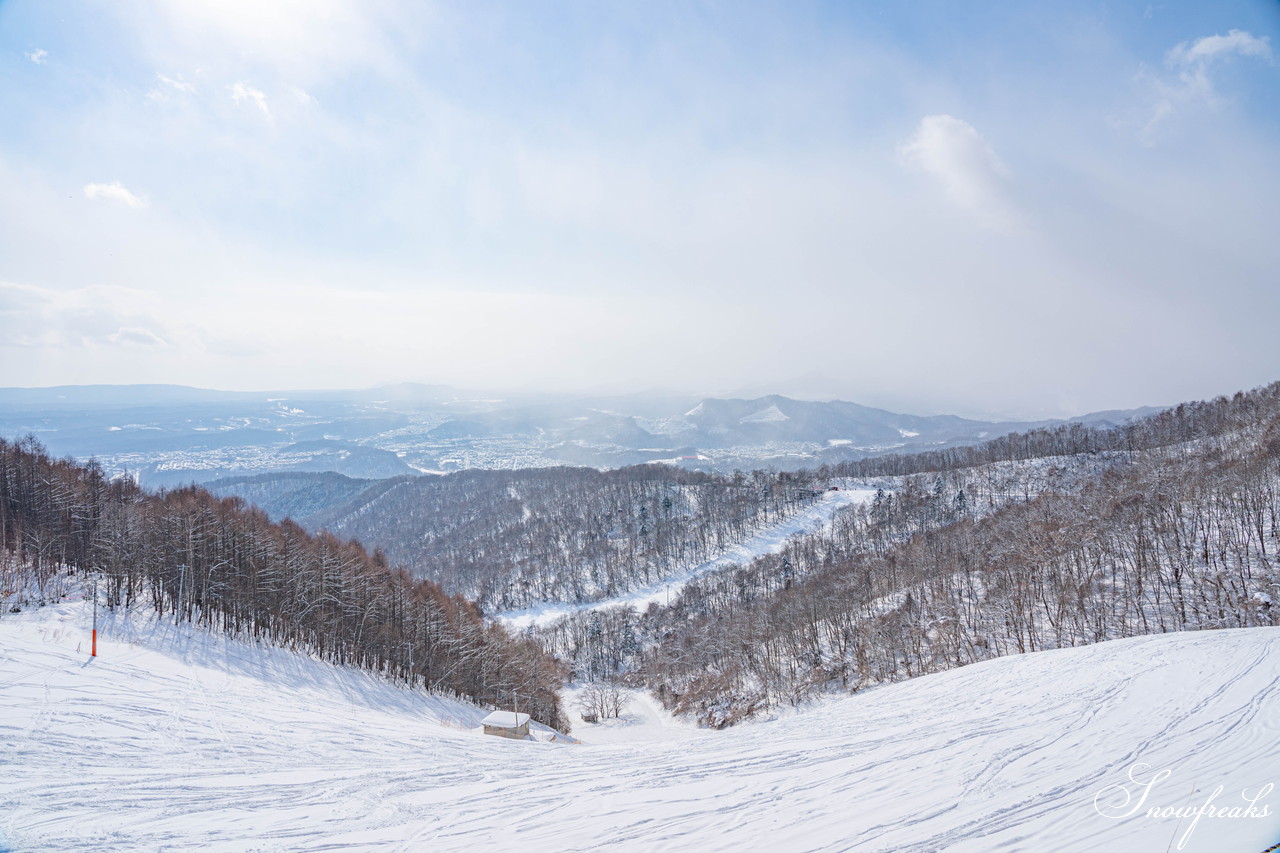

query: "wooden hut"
(481, 710), (531, 739)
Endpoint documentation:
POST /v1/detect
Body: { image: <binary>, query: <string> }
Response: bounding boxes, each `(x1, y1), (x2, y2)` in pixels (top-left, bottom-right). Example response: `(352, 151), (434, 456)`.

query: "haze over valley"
(0, 382), (1162, 486)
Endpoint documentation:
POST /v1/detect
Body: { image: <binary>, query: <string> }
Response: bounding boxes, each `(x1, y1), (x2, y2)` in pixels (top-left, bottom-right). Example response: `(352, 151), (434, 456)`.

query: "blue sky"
(1, 0), (1277, 417)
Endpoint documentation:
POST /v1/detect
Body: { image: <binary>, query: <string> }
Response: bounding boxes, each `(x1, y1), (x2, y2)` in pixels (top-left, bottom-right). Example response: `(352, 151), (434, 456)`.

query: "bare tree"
(577, 681), (628, 721)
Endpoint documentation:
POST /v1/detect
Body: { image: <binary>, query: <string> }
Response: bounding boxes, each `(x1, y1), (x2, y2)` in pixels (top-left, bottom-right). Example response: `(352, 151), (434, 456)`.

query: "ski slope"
(498, 485), (878, 629)
(2, 601), (1278, 852)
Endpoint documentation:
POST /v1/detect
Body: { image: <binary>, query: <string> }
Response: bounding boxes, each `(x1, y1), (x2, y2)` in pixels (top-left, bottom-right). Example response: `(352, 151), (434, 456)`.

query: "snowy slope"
(560, 685), (700, 745)
(2, 601), (1278, 852)
(497, 485), (878, 628)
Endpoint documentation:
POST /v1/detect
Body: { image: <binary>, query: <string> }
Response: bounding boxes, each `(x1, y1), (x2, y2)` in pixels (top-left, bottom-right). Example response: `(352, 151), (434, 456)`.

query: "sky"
(1, 1), (1278, 418)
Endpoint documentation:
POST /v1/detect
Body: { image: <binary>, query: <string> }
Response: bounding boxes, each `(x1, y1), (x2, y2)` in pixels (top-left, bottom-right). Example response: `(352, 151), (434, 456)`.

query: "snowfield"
(2, 600), (1278, 852)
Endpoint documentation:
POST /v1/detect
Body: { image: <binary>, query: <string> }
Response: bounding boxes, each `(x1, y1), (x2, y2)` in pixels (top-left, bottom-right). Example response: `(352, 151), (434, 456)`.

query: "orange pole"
(92, 629), (97, 658)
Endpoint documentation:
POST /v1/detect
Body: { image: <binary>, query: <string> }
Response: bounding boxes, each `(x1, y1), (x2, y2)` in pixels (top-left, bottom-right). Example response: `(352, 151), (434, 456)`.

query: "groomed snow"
(2, 601), (1278, 852)
(497, 486), (879, 629)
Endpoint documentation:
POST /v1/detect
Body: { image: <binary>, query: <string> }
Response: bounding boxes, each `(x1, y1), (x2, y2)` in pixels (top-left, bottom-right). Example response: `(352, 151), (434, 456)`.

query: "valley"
(0, 384), (1156, 487)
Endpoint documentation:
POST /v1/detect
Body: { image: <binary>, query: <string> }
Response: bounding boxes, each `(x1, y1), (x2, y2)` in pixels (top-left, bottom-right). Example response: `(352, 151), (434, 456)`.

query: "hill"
(211, 465), (826, 613)
(625, 383), (1280, 723)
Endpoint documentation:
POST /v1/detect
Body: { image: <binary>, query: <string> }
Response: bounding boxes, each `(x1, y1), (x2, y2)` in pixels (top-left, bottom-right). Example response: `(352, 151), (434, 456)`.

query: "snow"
(642, 453), (709, 465)
(481, 711), (529, 728)
(561, 687), (700, 745)
(2, 600), (1276, 851)
(496, 486), (879, 629)
(738, 404), (789, 424)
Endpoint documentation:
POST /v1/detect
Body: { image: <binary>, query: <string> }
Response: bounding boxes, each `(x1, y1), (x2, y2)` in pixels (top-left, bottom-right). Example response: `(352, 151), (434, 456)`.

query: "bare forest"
(0, 437), (568, 730)
(265, 466), (823, 612)
(539, 385), (1280, 725)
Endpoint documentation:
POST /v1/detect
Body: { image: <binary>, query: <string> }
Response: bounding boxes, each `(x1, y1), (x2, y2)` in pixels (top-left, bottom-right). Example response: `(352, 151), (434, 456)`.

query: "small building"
(481, 710), (531, 739)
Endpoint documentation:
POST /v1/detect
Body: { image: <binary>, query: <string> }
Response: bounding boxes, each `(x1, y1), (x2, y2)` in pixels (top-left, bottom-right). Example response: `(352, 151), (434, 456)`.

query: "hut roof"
(481, 710), (530, 728)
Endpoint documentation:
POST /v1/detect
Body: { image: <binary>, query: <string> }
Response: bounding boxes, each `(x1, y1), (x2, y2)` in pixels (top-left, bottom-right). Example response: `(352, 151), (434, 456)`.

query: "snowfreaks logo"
(1093, 763), (1274, 851)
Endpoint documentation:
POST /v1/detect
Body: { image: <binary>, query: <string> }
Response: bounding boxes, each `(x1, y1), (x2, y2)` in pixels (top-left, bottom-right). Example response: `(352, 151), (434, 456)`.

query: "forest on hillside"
(536, 384), (1280, 726)
(215, 465), (823, 612)
(0, 437), (567, 730)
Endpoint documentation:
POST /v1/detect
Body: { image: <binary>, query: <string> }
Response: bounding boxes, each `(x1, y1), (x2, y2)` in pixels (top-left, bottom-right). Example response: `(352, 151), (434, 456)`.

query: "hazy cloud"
(898, 115), (1015, 226)
(2, 3), (1278, 416)
(230, 81), (270, 116)
(139, 0), (401, 87)
(147, 73), (198, 103)
(157, 73), (196, 94)
(109, 326), (167, 346)
(0, 282), (170, 350)
(159, 71), (194, 92)
(83, 181), (148, 208)
(0, 282), (49, 345)
(25, 48), (48, 64)
(1144, 30), (1273, 140)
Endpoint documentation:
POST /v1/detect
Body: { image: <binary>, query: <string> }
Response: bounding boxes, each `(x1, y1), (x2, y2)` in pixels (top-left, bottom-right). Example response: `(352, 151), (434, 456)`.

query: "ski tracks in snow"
(1, 602), (1278, 852)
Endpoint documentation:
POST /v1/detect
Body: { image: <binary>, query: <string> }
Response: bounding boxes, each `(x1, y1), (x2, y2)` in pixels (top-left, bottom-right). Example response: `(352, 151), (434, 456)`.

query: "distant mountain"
(1066, 406), (1167, 429)
(723, 371), (857, 403)
(348, 382), (470, 406)
(674, 395), (1002, 448)
(0, 384), (261, 410)
(207, 471), (378, 523)
(0, 382), (1162, 480)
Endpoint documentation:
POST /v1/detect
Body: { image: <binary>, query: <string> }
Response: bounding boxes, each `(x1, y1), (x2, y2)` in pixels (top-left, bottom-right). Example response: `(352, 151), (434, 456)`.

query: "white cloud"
(1167, 30), (1272, 67)
(157, 73), (197, 94)
(148, 73), (199, 103)
(109, 327), (167, 346)
(0, 282), (170, 350)
(83, 181), (148, 209)
(230, 81), (271, 117)
(898, 115), (1015, 226)
(25, 48), (48, 64)
(137, 0), (405, 88)
(1143, 30), (1273, 140)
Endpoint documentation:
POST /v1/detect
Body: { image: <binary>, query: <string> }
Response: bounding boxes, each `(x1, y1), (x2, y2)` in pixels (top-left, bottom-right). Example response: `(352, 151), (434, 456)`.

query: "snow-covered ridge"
(2, 600), (1276, 851)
